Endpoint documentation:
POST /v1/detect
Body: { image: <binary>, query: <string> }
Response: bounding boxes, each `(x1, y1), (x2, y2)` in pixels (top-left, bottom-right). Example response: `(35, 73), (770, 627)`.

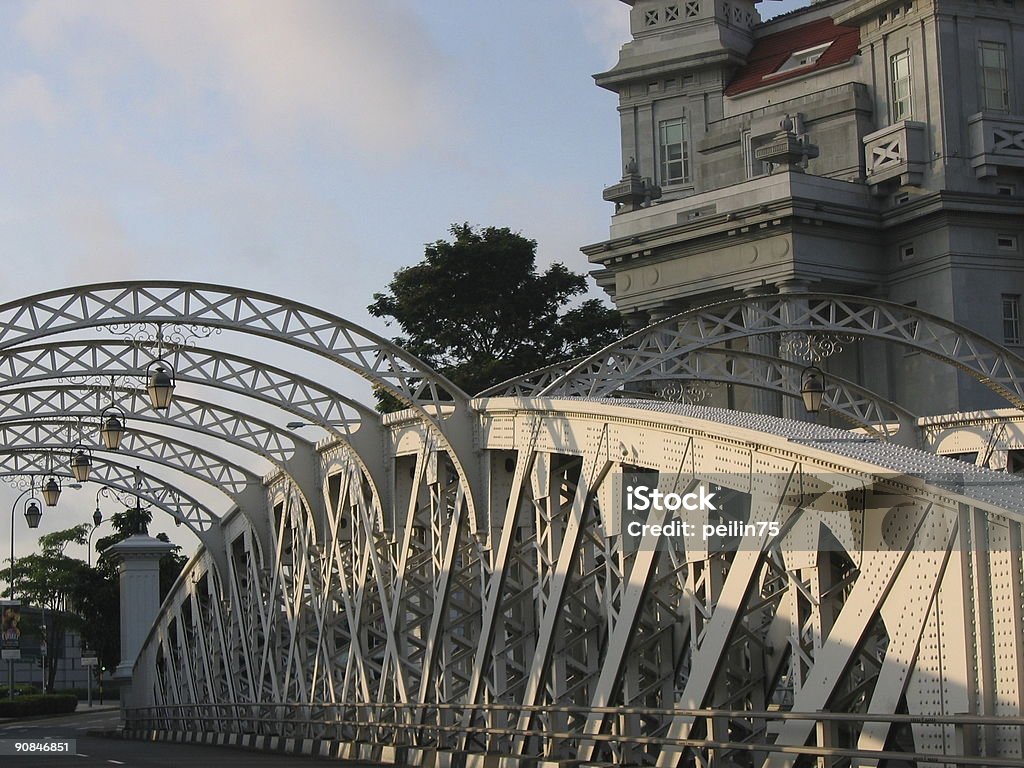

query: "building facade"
(8, 606), (91, 693)
(588, 0), (1024, 417)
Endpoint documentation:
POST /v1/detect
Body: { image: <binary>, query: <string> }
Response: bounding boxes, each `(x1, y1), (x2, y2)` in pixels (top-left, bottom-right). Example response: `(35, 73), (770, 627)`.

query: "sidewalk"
(0, 702), (120, 724)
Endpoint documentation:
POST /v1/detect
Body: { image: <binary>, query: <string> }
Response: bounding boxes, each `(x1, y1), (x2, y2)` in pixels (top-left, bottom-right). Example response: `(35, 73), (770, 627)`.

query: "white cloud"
(0, 72), (65, 126)
(14, 0), (453, 154)
(571, 0), (630, 65)
(61, 198), (142, 284)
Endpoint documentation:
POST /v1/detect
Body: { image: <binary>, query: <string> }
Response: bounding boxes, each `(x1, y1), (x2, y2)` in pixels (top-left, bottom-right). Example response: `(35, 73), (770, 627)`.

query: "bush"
(53, 688), (90, 701)
(0, 694), (78, 718)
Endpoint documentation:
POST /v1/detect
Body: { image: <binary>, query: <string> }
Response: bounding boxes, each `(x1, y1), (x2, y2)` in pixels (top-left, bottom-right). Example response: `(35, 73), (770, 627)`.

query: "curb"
(0, 704), (121, 725)
(114, 729), (392, 763)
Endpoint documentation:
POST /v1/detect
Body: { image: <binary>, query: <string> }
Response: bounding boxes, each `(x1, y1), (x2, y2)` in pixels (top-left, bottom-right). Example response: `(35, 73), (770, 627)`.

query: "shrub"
(54, 688), (90, 700)
(0, 694), (78, 718)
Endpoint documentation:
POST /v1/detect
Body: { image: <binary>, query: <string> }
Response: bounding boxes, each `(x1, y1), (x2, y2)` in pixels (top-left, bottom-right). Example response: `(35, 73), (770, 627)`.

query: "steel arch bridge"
(1, 282), (1022, 768)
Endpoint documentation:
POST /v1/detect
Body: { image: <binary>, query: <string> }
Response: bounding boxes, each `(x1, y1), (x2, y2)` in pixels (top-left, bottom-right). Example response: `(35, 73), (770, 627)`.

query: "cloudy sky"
(0, 0), (806, 562)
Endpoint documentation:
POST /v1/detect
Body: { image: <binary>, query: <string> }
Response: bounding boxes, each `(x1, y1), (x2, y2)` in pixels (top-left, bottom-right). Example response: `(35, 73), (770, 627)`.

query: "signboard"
(1, 600), (21, 660)
(81, 656), (98, 667)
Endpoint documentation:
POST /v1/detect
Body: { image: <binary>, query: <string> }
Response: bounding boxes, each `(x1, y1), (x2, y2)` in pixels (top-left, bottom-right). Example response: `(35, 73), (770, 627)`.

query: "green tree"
(369, 224), (624, 403)
(3, 525), (117, 692)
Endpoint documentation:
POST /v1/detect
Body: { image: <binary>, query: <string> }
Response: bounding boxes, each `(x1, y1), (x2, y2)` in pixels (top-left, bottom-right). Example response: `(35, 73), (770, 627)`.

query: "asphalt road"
(0, 707), (370, 767)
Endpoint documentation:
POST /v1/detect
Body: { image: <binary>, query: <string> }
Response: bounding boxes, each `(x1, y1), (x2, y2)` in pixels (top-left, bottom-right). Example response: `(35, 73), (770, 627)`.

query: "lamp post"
(6, 479), (81, 698)
(87, 491), (109, 568)
(8, 482), (39, 699)
(9, 484), (40, 602)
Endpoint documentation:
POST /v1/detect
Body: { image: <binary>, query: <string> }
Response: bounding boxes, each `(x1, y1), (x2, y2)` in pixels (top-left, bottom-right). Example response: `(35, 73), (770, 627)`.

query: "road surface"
(0, 707), (374, 766)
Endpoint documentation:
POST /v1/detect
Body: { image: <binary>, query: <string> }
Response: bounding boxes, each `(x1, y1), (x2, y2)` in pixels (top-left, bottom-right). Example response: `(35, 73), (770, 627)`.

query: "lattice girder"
(0, 383), (313, 467)
(0, 339), (395, 548)
(482, 294), (1024, 420)
(128, 395), (1024, 766)
(0, 282), (480, 524)
(0, 418), (259, 500)
(0, 456), (210, 533)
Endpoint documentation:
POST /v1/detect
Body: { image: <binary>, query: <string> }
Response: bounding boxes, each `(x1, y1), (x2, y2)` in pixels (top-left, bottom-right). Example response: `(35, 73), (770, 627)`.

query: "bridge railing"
(124, 702), (1024, 767)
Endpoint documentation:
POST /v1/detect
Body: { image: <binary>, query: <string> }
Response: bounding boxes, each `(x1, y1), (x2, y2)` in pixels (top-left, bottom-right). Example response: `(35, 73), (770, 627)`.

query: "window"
(945, 451), (979, 465)
(1003, 294), (1021, 344)
(659, 117), (691, 184)
(979, 41), (1009, 112)
(1007, 449), (1024, 474)
(890, 50), (913, 122)
(774, 42), (832, 75)
(996, 183), (1016, 196)
(899, 243), (915, 261)
(742, 130), (768, 179)
(998, 234), (1018, 250)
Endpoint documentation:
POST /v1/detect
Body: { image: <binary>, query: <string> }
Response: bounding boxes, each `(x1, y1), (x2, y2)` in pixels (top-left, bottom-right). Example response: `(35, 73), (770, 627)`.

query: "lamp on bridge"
(70, 444), (93, 482)
(800, 365), (825, 415)
(23, 498), (42, 529)
(99, 405), (126, 450)
(41, 476), (62, 507)
(146, 359), (175, 411)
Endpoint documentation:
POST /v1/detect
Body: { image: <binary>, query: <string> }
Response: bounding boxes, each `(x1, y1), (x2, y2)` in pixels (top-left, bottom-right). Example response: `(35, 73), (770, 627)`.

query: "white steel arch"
(491, 293), (1024, 409)
(0, 419), (259, 499)
(0, 384), (318, 470)
(0, 282), (467, 414)
(2, 282), (1018, 766)
(0, 339), (395, 541)
(0, 457), (212, 535)
(0, 282), (482, 524)
(486, 346), (919, 441)
(126, 397), (1024, 767)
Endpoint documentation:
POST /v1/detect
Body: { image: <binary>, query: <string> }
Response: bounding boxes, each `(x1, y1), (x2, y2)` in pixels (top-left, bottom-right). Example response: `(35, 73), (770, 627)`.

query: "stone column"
(106, 534), (174, 686)
(778, 280), (811, 421)
(742, 288), (782, 417)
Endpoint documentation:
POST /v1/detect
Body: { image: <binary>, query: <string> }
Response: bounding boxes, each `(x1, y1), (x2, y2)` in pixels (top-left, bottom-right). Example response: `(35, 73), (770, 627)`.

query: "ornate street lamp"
(93, 505), (103, 527)
(146, 359), (175, 410)
(41, 475), (62, 507)
(24, 498), (42, 529)
(99, 405), (126, 450)
(70, 444), (93, 482)
(800, 365), (825, 415)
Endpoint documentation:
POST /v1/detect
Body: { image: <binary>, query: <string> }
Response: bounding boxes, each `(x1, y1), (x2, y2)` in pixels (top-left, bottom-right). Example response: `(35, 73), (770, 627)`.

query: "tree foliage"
(368, 224), (625, 402)
(3, 508), (187, 692)
(4, 525), (110, 692)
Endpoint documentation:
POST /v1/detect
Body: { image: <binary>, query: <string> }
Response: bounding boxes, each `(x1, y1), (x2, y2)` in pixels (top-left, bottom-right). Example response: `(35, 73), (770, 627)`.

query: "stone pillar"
(778, 281), (811, 421)
(742, 288), (782, 417)
(106, 534), (174, 684)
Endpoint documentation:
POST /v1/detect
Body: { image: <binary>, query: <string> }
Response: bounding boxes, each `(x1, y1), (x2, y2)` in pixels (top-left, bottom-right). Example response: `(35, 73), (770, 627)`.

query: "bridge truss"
(0, 283), (1020, 767)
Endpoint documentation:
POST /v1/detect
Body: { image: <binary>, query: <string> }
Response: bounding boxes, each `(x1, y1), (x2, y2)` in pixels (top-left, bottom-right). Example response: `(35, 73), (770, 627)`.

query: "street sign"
(81, 652), (98, 667)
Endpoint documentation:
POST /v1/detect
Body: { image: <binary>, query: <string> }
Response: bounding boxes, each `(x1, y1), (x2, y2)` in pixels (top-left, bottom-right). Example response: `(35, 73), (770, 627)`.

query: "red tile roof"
(724, 18), (860, 96)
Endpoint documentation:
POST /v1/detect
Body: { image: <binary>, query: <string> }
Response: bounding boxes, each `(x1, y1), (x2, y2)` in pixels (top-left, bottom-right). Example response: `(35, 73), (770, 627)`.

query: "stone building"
(588, 0), (1024, 416)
